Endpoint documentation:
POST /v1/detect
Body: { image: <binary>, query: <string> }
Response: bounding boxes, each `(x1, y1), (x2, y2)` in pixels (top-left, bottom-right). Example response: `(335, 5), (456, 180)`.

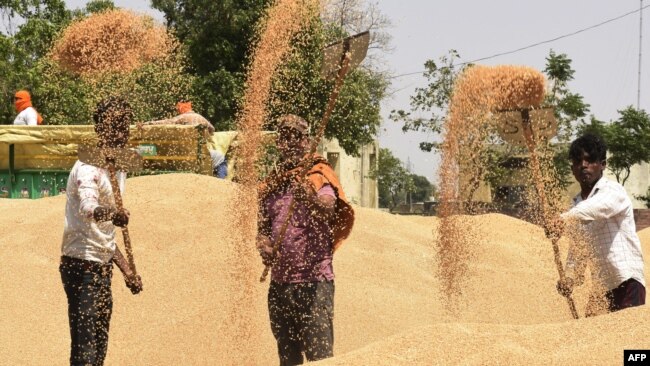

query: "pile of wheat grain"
(3, 174), (645, 365)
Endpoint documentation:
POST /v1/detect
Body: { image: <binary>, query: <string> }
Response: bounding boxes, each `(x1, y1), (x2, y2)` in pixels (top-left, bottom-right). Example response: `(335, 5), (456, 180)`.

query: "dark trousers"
(586, 278), (646, 317)
(606, 278), (645, 311)
(268, 281), (334, 366)
(60, 256), (113, 366)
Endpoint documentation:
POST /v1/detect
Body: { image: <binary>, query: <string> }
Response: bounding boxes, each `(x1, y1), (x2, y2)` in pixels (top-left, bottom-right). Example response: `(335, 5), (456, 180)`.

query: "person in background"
(60, 97), (143, 366)
(257, 114), (354, 365)
(13, 90), (43, 125)
(210, 150), (228, 179)
(142, 100), (227, 177)
(143, 100), (214, 134)
(554, 133), (645, 316)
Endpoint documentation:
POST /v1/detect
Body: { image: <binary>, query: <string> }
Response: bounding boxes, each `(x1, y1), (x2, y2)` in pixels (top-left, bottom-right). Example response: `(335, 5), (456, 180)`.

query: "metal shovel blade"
(78, 144), (144, 173)
(494, 107), (558, 147)
(320, 31), (370, 79)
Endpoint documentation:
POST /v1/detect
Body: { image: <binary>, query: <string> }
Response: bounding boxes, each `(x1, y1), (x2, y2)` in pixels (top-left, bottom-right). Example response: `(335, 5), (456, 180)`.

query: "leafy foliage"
(1, 0), (388, 156)
(391, 49), (589, 195)
(1, 1), (197, 124)
(0, 0), (71, 123)
(543, 50), (590, 142)
(390, 49), (464, 151)
(153, 0), (388, 154)
(409, 173), (435, 202)
(370, 147), (409, 208)
(370, 147), (434, 208)
(579, 107), (650, 185)
(83, 0), (115, 14)
(636, 187), (650, 208)
(267, 19), (387, 155)
(151, 0), (268, 130)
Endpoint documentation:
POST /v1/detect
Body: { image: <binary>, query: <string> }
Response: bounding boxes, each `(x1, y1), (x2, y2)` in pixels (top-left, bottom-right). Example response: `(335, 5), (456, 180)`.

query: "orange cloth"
(14, 90), (43, 125)
(259, 154), (355, 251)
(306, 157), (355, 251)
(176, 101), (192, 114)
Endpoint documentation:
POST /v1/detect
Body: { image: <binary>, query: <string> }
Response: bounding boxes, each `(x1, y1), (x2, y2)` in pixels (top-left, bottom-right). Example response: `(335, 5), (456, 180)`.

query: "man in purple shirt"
(257, 115), (341, 365)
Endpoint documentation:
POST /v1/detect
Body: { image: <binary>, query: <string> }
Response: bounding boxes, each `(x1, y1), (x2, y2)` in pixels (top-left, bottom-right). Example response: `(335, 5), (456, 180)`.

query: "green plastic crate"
(0, 171), (10, 198)
(55, 172), (70, 195)
(32, 172), (57, 198)
(12, 173), (33, 199)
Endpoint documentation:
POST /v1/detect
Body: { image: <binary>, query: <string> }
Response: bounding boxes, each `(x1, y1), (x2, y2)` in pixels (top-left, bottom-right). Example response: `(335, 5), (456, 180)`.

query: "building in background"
(319, 138), (378, 208)
(457, 151), (650, 211)
(604, 161), (650, 209)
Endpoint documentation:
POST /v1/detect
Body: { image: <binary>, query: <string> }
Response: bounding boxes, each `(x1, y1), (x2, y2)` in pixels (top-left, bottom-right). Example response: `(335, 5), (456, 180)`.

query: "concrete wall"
(318, 138), (379, 208)
(603, 162), (650, 209)
(458, 152), (650, 209)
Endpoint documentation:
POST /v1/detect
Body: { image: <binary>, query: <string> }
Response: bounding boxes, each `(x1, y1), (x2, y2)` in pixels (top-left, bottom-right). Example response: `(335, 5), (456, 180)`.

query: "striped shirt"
(561, 177), (645, 291)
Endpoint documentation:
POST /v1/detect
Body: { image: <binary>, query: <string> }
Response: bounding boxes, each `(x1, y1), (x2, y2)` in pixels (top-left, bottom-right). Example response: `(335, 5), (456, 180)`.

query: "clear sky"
(375, 0), (649, 182)
(65, 0), (650, 183)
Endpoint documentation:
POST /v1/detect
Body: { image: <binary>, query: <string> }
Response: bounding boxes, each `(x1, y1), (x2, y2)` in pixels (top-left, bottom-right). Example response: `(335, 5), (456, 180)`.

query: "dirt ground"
(1, 173), (648, 365)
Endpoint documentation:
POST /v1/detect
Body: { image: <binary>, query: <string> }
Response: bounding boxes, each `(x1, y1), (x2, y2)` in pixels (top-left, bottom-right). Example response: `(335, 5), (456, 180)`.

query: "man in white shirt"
(60, 97), (143, 366)
(12, 90), (42, 125)
(555, 133), (645, 316)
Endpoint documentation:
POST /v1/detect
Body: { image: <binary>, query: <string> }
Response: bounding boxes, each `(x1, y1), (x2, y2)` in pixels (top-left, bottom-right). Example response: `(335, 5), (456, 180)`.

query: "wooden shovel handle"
(259, 53), (353, 283)
(260, 198), (297, 282)
(551, 237), (579, 319)
(520, 111), (578, 319)
(107, 165), (138, 276)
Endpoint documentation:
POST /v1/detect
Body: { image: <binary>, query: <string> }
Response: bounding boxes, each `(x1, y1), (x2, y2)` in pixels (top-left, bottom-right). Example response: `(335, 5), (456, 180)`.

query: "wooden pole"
(520, 109), (578, 319)
(259, 52), (352, 283)
(107, 161), (137, 276)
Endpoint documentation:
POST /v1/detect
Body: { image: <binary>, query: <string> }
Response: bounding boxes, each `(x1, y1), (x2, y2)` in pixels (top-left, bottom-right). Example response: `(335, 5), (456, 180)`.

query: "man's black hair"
(569, 133), (607, 163)
(93, 96), (133, 127)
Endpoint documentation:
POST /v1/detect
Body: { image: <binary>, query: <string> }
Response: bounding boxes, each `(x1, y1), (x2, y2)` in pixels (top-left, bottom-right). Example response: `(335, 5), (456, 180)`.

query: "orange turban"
(15, 90), (43, 124)
(15, 90), (32, 113)
(176, 101), (192, 114)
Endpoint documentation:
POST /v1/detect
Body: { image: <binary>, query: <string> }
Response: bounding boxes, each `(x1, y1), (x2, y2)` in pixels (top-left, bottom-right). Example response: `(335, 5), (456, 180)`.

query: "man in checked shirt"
(555, 133), (645, 316)
(60, 97), (143, 366)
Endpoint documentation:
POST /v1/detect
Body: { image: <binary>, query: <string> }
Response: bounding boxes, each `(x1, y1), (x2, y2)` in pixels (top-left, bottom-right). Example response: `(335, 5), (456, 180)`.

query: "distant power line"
(389, 4), (650, 80)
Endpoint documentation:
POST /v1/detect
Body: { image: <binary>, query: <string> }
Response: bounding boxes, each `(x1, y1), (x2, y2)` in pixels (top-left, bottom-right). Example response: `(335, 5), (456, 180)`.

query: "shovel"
(78, 144), (143, 276)
(517, 110), (579, 319)
(259, 31), (370, 282)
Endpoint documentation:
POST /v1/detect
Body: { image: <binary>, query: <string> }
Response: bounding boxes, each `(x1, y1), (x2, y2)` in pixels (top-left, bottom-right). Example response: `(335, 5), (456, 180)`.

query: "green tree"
(392, 49), (589, 193)
(580, 107), (650, 185)
(267, 18), (387, 155)
(0, 0), (72, 123)
(370, 147), (411, 209)
(607, 107), (650, 185)
(83, 0), (115, 14)
(536, 51), (591, 193)
(392, 49), (589, 150)
(543, 50), (590, 142)
(408, 173), (435, 202)
(1, 1), (194, 125)
(152, 0), (389, 155)
(151, 0), (268, 130)
(390, 49), (464, 152)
